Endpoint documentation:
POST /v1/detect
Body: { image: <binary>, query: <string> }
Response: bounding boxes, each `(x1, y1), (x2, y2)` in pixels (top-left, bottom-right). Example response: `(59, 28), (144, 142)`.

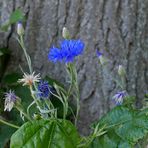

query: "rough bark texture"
(0, 0), (148, 135)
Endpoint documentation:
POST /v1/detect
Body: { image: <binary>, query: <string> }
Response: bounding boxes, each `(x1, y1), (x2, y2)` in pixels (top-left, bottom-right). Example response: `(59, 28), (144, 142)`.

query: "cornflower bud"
(62, 27), (70, 39)
(96, 50), (108, 65)
(17, 22), (24, 36)
(118, 65), (126, 77)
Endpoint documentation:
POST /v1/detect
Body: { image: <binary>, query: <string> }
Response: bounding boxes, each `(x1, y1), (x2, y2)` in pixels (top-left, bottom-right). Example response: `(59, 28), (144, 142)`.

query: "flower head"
(118, 65), (126, 77)
(48, 39), (85, 63)
(38, 81), (51, 98)
(18, 72), (41, 86)
(17, 22), (24, 36)
(112, 91), (127, 105)
(96, 50), (107, 65)
(62, 27), (70, 39)
(96, 50), (103, 57)
(4, 90), (17, 111)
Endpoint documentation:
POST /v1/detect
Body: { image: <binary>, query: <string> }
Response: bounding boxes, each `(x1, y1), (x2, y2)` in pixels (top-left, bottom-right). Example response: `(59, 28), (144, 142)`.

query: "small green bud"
(118, 65), (126, 77)
(33, 113), (41, 120)
(62, 27), (70, 39)
(99, 56), (107, 65)
(17, 22), (24, 36)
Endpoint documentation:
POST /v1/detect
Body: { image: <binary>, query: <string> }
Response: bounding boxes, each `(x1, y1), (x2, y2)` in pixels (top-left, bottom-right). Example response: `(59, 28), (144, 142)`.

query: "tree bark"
(0, 0), (148, 135)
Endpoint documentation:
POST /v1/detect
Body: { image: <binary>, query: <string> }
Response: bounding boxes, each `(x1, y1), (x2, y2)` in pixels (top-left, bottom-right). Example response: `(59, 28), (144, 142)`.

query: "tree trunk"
(0, 0), (147, 135)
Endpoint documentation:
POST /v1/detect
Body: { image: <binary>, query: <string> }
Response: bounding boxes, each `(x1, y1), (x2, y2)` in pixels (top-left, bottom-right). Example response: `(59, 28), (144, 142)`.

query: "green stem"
(27, 101), (35, 118)
(30, 86), (42, 110)
(0, 119), (20, 129)
(75, 87), (80, 126)
(73, 64), (80, 126)
(19, 35), (40, 98)
(67, 64), (74, 97)
(15, 106), (31, 121)
(45, 99), (56, 118)
(53, 84), (67, 120)
(121, 76), (126, 90)
(49, 100), (57, 118)
(66, 63), (80, 125)
(19, 35), (32, 73)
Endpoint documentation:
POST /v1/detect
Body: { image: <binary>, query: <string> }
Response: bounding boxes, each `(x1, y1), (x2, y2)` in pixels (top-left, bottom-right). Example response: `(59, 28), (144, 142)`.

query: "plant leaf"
(10, 119), (80, 148)
(1, 9), (25, 31)
(91, 106), (148, 147)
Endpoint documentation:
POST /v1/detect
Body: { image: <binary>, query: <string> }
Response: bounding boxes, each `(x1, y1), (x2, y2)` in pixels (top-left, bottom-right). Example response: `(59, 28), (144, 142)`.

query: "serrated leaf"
(116, 113), (148, 143)
(92, 106), (148, 147)
(90, 130), (131, 148)
(10, 119), (80, 148)
(118, 141), (131, 148)
(98, 106), (132, 127)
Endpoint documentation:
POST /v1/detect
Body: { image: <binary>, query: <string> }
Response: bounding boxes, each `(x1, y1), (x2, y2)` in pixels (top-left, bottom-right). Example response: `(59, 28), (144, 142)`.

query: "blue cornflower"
(38, 81), (51, 98)
(112, 91), (127, 105)
(48, 39), (85, 63)
(48, 46), (63, 62)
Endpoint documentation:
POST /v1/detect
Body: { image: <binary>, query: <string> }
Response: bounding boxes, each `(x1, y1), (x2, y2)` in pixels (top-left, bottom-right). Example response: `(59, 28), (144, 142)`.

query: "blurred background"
(0, 0), (148, 147)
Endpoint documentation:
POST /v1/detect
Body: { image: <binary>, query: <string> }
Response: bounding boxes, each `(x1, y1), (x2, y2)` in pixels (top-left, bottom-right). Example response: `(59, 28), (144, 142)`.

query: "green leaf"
(98, 106), (132, 127)
(90, 129), (131, 148)
(1, 9), (25, 31)
(0, 124), (16, 148)
(118, 141), (131, 148)
(91, 106), (148, 147)
(9, 9), (24, 24)
(10, 119), (80, 148)
(3, 73), (21, 84)
(116, 112), (148, 143)
(90, 135), (117, 148)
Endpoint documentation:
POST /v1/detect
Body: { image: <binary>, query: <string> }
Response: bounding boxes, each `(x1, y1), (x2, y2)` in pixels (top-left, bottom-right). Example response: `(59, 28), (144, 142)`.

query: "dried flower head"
(4, 90), (17, 111)
(18, 72), (41, 86)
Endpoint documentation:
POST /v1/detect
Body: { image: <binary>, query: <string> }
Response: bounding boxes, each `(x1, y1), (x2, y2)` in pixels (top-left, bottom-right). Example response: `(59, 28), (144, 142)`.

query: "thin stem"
(45, 99), (56, 118)
(19, 35), (40, 99)
(53, 84), (67, 120)
(0, 119), (20, 129)
(75, 85), (80, 126)
(15, 106), (31, 121)
(66, 64), (74, 97)
(61, 91), (69, 119)
(27, 101), (35, 118)
(66, 63), (80, 125)
(48, 99), (57, 117)
(68, 106), (76, 120)
(121, 76), (126, 90)
(30, 86), (41, 110)
(73, 63), (80, 126)
(19, 35), (32, 73)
